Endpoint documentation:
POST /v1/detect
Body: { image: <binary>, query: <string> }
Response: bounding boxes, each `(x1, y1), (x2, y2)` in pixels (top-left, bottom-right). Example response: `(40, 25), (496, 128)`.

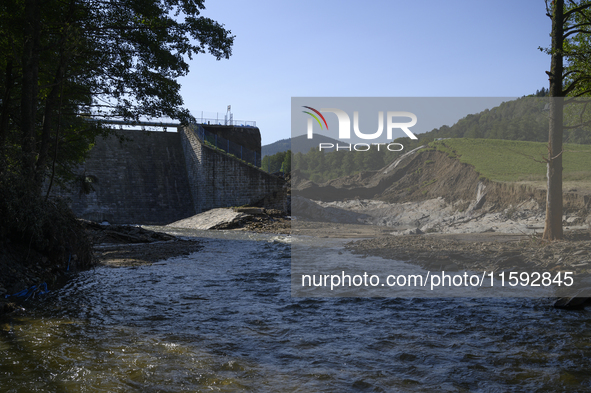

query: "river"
(1, 228), (591, 392)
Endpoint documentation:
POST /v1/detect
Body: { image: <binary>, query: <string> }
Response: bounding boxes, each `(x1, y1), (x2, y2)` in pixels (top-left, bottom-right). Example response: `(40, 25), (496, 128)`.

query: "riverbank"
(0, 222), (203, 314)
(4, 203), (591, 314)
(84, 220), (204, 267)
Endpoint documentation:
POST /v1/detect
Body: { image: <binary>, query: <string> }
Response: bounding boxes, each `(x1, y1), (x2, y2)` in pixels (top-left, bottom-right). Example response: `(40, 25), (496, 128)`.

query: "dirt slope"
(294, 148), (591, 215)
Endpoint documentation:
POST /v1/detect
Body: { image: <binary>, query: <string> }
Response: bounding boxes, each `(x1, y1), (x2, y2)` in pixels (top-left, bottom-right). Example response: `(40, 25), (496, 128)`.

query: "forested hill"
(265, 89), (591, 158)
(289, 89), (591, 183)
(396, 89), (591, 151)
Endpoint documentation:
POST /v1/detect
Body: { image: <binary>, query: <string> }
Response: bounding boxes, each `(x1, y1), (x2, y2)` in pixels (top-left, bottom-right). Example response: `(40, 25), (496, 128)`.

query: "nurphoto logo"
(302, 106), (418, 152)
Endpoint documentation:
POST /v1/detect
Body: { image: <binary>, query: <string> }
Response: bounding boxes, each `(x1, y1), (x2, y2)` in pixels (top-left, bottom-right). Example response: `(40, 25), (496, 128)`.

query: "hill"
(395, 94), (591, 153)
(262, 138), (290, 157)
(262, 134), (343, 157)
(292, 93), (591, 183)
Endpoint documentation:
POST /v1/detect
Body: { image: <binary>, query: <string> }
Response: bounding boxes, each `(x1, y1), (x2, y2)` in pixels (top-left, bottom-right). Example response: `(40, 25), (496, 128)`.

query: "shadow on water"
(2, 228), (591, 392)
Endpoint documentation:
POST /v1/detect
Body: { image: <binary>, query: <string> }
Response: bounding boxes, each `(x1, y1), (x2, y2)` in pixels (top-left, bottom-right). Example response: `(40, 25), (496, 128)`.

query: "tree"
(0, 0), (234, 189)
(542, 0), (591, 240)
(0, 0), (234, 268)
(282, 150), (292, 173)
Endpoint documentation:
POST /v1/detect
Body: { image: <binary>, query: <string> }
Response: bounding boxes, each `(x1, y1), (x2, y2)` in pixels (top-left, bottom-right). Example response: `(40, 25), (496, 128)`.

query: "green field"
(427, 138), (591, 191)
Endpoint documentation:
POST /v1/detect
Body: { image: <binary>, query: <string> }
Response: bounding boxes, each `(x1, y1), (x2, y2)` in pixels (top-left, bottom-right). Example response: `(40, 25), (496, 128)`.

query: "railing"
(193, 118), (257, 127)
(190, 123), (260, 167)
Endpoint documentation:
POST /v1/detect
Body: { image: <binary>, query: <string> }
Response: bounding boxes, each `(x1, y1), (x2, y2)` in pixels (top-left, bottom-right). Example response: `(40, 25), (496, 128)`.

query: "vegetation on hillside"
(397, 94), (591, 153)
(262, 150), (291, 174)
(427, 138), (591, 184)
(289, 90), (591, 184)
(292, 146), (401, 183)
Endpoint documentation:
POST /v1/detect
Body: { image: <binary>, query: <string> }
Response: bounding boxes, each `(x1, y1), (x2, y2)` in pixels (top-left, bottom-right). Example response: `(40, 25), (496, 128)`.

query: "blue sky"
(179, 0), (551, 145)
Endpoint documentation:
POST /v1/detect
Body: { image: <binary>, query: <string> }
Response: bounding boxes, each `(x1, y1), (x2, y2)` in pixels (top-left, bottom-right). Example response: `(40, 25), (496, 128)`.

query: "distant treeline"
(262, 144), (401, 183)
(292, 147), (401, 183)
(398, 90), (591, 152)
(266, 90), (591, 183)
(262, 150), (291, 173)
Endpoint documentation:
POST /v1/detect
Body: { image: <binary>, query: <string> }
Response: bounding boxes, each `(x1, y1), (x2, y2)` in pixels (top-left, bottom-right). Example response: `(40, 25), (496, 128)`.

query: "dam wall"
(56, 126), (284, 224)
(181, 126), (285, 214)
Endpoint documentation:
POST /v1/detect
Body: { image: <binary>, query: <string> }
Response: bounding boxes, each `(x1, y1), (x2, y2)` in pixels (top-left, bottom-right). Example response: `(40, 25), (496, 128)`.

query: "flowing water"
(1, 228), (591, 392)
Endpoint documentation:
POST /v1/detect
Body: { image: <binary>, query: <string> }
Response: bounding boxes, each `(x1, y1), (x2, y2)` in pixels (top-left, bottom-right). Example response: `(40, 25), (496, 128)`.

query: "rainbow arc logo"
(302, 106), (328, 130)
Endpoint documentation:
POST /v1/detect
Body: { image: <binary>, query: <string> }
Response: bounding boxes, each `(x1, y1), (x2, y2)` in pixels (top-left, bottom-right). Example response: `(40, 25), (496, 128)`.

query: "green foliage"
(429, 138), (591, 184)
(0, 0), (234, 187)
(0, 0), (234, 269)
(395, 94), (591, 156)
(289, 89), (591, 184)
(292, 145), (403, 183)
(554, 0), (591, 99)
(262, 150), (291, 173)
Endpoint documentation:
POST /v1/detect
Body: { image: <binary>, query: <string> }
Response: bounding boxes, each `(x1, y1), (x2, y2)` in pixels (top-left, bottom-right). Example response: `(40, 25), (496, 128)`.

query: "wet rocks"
(167, 207), (291, 234)
(96, 239), (203, 267)
(83, 220), (176, 244)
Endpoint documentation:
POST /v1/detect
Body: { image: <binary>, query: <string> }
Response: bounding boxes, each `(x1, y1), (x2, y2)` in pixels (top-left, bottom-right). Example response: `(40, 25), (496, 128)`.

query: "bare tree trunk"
(543, 99), (564, 240)
(543, 0), (564, 241)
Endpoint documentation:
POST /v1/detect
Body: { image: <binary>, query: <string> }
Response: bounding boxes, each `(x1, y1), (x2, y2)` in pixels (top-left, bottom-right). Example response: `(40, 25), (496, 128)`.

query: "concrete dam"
(57, 124), (285, 225)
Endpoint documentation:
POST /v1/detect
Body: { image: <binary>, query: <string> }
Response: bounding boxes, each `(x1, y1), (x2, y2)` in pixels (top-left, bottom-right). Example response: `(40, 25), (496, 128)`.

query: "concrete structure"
(56, 125), (285, 224)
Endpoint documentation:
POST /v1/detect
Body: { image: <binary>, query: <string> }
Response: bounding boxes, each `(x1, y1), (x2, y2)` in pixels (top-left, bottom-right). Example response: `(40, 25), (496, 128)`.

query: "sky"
(178, 0), (551, 146)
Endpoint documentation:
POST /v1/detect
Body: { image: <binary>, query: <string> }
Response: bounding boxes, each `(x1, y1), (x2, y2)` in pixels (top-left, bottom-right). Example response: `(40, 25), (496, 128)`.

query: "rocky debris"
(96, 240), (203, 267)
(294, 195), (589, 236)
(294, 149), (484, 204)
(233, 207), (268, 215)
(291, 196), (371, 224)
(167, 207), (290, 233)
(293, 149), (591, 220)
(82, 220), (176, 244)
(291, 221), (392, 238)
(168, 208), (251, 230)
(553, 295), (591, 310)
(401, 228), (424, 235)
(84, 219), (203, 266)
(242, 216), (291, 234)
(347, 230), (591, 274)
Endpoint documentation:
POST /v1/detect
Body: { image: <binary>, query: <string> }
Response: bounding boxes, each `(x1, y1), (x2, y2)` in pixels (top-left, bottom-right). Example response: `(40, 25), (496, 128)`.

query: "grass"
(428, 138), (591, 191)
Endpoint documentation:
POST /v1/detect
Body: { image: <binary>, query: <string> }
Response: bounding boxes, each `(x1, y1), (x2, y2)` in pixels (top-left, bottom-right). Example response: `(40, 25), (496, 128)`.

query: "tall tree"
(0, 0), (234, 189)
(542, 0), (591, 240)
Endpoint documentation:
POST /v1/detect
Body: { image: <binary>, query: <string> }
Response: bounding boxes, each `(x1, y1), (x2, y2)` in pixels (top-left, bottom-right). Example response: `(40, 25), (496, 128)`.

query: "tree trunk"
(0, 59), (13, 174)
(35, 57), (67, 185)
(20, 0), (41, 181)
(543, 99), (564, 240)
(35, 0), (75, 186)
(543, 0), (564, 241)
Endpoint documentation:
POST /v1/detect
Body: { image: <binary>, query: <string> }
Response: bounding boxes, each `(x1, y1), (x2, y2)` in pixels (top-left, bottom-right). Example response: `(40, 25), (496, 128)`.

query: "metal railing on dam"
(194, 117), (257, 127)
(87, 118), (260, 167)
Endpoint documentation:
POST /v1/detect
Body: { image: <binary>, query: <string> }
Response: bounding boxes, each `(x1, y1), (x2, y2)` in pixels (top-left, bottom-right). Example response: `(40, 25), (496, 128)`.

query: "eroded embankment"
(293, 148), (591, 229)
